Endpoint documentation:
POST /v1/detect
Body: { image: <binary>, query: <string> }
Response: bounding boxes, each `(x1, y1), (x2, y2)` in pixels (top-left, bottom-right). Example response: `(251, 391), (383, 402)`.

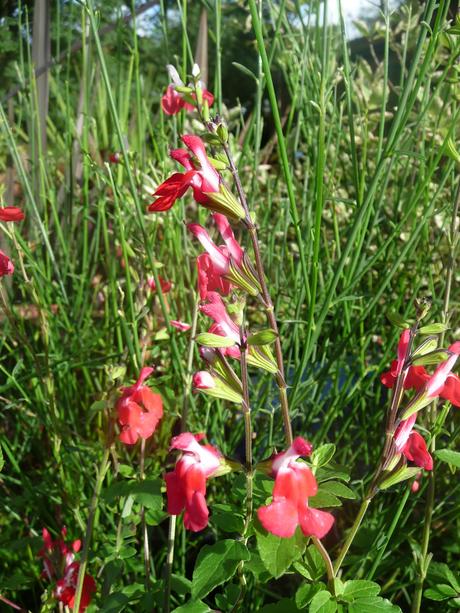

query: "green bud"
(412, 336), (438, 358)
(216, 123), (229, 143)
(174, 85), (194, 94)
(411, 349), (449, 366)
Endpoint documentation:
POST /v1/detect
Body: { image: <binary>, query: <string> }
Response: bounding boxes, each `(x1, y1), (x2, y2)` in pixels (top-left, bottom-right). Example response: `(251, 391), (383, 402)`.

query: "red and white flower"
(394, 414), (433, 470)
(149, 135), (220, 212)
(165, 432), (222, 532)
(116, 367), (163, 445)
(257, 438), (334, 539)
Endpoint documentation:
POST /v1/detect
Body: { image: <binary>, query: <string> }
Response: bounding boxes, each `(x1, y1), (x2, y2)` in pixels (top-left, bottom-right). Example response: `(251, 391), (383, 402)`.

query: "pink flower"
(161, 85), (214, 115)
(192, 371), (216, 390)
(394, 414), (433, 470)
(116, 367), (163, 445)
(171, 320), (191, 332)
(0, 206), (25, 222)
(149, 135), (220, 212)
(165, 432), (222, 531)
(196, 253), (231, 300)
(108, 152), (121, 164)
(257, 438), (334, 539)
(55, 561), (96, 612)
(0, 250), (14, 276)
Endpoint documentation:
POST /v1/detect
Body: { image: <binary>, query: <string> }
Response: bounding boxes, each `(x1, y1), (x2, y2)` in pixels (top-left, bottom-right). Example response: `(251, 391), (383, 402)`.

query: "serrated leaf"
(341, 580), (381, 602)
(434, 449), (460, 469)
(320, 481), (356, 499)
(312, 444), (336, 468)
(419, 323), (449, 334)
(191, 540), (249, 600)
(256, 524), (307, 578)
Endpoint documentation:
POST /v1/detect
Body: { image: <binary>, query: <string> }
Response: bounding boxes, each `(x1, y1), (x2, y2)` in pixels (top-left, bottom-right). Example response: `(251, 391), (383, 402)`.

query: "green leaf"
(309, 590), (336, 613)
(320, 481), (356, 499)
(341, 580), (381, 602)
(312, 444), (336, 468)
(191, 540), (249, 600)
(231, 61), (258, 83)
(296, 583), (323, 608)
(435, 449), (460, 469)
(424, 584), (458, 601)
(348, 597), (401, 612)
(171, 600), (211, 613)
(211, 503), (245, 533)
(98, 593), (130, 613)
(418, 323), (449, 334)
(245, 551), (272, 583)
(0, 443), (4, 472)
(256, 524), (307, 578)
(427, 562), (460, 592)
(170, 574), (192, 596)
(308, 489), (342, 508)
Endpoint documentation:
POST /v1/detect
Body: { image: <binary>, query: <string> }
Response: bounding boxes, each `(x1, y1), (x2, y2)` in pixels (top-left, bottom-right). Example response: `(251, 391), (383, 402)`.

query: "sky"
(326, 0), (402, 37)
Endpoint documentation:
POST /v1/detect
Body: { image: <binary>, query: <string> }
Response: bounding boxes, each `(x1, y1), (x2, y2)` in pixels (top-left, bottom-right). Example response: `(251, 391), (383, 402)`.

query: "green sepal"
(400, 392), (432, 420)
(380, 466), (421, 490)
(195, 333), (235, 348)
(208, 156), (228, 171)
(445, 137), (460, 164)
(412, 336), (438, 358)
(174, 85), (193, 94)
(248, 329), (278, 346)
(411, 349), (449, 366)
(204, 186), (245, 220)
(226, 255), (261, 297)
(247, 345), (278, 374)
(419, 323), (449, 335)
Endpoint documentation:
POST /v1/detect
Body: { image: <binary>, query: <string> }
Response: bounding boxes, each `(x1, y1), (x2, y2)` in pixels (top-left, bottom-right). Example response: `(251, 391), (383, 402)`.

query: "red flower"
(381, 338), (460, 408)
(165, 432), (222, 532)
(200, 292), (241, 346)
(189, 214), (244, 300)
(161, 84), (214, 115)
(55, 561), (96, 612)
(149, 135), (220, 212)
(38, 527), (96, 612)
(0, 250), (14, 276)
(0, 206), (25, 222)
(257, 438), (334, 539)
(116, 367), (163, 445)
(394, 414), (433, 470)
(147, 275), (172, 293)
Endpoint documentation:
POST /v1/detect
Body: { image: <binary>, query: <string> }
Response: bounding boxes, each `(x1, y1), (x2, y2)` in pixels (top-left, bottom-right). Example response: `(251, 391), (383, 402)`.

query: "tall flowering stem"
(220, 140), (293, 446)
(411, 183), (460, 613)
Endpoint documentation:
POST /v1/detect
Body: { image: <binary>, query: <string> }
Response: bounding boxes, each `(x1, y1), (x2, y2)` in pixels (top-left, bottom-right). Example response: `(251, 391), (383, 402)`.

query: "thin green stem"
(333, 497), (371, 575)
(73, 444), (111, 612)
